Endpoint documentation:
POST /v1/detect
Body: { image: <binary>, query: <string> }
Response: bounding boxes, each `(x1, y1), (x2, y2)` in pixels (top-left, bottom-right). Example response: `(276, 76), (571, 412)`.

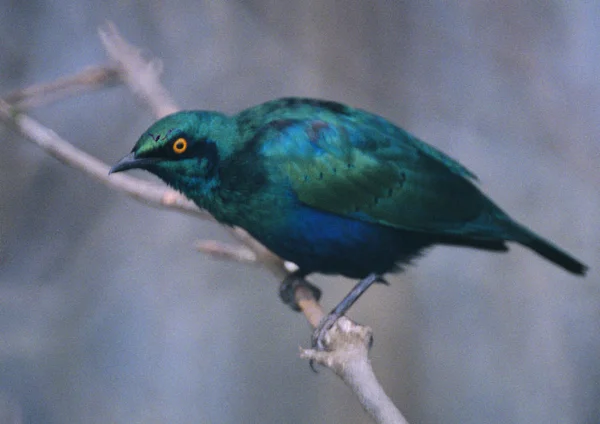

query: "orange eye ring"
(173, 138), (187, 154)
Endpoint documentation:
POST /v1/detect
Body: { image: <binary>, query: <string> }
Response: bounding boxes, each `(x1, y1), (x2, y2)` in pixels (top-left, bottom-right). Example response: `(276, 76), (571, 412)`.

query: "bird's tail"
(510, 222), (587, 276)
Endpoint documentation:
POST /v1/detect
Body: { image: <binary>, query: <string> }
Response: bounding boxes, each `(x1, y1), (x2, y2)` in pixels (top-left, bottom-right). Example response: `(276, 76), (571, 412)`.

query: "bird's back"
(235, 98), (503, 236)
(231, 98), (586, 275)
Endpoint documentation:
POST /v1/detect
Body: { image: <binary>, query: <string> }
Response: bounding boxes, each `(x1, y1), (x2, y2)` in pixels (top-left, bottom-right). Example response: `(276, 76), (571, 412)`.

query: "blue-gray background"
(1, 2), (598, 423)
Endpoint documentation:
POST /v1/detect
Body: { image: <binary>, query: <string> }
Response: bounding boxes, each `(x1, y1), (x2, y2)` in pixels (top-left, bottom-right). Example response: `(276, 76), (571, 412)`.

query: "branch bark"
(0, 22), (410, 424)
(4, 65), (120, 110)
(99, 22), (178, 119)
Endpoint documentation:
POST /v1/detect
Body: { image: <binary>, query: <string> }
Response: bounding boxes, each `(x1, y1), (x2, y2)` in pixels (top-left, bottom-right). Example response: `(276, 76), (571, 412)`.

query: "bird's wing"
(258, 115), (499, 236)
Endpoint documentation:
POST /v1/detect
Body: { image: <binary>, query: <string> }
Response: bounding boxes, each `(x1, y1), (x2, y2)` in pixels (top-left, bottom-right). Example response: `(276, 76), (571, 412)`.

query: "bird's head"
(110, 111), (238, 195)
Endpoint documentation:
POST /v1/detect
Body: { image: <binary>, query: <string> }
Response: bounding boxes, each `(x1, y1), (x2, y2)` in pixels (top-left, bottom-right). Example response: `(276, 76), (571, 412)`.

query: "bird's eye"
(173, 138), (188, 154)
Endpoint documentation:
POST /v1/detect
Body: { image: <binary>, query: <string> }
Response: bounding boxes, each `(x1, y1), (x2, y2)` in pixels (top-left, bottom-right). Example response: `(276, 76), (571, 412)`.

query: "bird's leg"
(312, 273), (385, 351)
(279, 270), (322, 312)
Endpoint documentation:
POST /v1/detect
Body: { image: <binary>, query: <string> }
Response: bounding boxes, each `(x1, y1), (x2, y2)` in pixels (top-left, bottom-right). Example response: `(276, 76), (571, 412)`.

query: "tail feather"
(512, 224), (587, 276)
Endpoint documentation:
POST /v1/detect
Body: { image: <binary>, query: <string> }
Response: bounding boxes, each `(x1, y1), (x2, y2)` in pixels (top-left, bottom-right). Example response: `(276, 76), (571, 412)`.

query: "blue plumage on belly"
(253, 202), (433, 278)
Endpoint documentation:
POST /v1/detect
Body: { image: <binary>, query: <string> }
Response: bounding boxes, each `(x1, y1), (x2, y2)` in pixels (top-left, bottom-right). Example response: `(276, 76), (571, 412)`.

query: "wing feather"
(243, 100), (498, 236)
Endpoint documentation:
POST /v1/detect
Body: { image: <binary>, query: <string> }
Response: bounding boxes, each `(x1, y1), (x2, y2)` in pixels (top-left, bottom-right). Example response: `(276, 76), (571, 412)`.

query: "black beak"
(109, 153), (158, 174)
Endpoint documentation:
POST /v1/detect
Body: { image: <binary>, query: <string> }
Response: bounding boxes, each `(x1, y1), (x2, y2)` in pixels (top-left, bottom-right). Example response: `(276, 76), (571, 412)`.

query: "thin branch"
(195, 240), (259, 264)
(295, 285), (326, 329)
(99, 22), (178, 119)
(4, 66), (120, 110)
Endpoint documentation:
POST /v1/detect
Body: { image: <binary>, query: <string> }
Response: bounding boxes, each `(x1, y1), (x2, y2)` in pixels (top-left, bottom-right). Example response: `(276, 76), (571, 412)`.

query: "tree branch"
(0, 22), (410, 424)
(195, 240), (259, 264)
(4, 65), (120, 110)
(99, 22), (179, 119)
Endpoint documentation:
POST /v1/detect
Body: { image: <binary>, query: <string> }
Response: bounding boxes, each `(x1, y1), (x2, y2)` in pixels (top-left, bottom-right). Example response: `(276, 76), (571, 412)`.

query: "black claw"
(307, 312), (341, 372)
(311, 313), (340, 350)
(279, 271), (322, 312)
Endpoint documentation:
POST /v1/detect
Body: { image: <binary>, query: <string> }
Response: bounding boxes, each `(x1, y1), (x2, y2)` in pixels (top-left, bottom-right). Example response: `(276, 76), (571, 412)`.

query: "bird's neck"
(199, 145), (275, 227)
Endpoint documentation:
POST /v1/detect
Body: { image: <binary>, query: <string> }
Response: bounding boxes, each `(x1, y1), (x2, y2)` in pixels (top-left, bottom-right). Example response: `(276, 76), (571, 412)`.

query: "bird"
(110, 97), (588, 349)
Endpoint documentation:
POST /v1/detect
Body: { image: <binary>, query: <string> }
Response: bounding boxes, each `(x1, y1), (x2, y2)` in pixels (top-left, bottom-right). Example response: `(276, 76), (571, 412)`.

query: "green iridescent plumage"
(111, 97), (587, 279)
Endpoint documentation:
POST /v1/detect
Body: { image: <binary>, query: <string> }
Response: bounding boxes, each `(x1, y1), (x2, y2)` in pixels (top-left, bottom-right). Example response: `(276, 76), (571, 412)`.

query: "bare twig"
(4, 66), (120, 110)
(295, 285), (326, 328)
(99, 22), (178, 118)
(0, 22), (410, 424)
(195, 240), (258, 264)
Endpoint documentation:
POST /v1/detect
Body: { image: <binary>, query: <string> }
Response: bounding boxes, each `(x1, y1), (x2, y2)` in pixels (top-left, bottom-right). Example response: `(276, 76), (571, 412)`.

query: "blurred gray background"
(1, 1), (599, 423)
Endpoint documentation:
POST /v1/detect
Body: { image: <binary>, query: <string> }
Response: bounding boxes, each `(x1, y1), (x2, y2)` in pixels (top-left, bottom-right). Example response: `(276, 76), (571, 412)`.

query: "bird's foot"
(311, 311), (342, 352)
(301, 317), (374, 371)
(308, 273), (382, 371)
(311, 273), (383, 349)
(308, 313), (375, 372)
(279, 271), (322, 312)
